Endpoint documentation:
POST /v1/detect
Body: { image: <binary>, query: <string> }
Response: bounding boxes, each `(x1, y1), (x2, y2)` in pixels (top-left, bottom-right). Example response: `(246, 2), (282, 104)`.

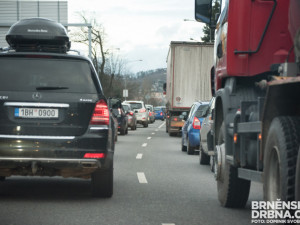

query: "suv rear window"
(129, 103), (142, 110)
(0, 57), (97, 93)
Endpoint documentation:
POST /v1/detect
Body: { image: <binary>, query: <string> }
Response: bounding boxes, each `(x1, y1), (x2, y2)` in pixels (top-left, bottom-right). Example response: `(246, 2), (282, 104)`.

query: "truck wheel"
(264, 117), (300, 202)
(295, 150), (300, 201)
(91, 166), (113, 198)
(199, 145), (210, 165)
(216, 122), (250, 208)
(187, 137), (195, 155)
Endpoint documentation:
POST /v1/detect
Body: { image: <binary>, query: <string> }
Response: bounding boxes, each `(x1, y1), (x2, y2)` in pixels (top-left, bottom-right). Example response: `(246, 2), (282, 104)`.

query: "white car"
(123, 101), (149, 127)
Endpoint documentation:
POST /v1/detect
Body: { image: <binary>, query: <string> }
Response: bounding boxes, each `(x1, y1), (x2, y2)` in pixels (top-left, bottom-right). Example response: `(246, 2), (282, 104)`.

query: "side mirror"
(195, 0), (221, 29)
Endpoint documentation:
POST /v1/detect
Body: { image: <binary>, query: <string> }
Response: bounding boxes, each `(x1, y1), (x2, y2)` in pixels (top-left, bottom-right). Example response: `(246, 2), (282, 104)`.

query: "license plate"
(14, 108), (59, 118)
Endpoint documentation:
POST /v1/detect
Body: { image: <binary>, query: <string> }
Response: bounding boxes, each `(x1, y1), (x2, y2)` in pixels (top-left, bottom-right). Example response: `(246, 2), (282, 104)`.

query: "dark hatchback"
(0, 18), (115, 197)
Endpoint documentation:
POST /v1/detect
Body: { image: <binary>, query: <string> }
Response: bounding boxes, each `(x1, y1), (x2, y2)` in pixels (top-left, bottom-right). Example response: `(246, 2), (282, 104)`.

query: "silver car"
(123, 101), (149, 127)
(199, 97), (215, 169)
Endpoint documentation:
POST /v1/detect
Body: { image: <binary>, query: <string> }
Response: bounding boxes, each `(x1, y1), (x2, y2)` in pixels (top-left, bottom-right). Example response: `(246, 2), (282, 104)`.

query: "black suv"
(0, 18), (115, 197)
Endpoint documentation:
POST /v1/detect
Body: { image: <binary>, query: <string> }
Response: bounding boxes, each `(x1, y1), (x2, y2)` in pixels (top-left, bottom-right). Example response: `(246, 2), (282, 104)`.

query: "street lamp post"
(124, 59), (143, 100)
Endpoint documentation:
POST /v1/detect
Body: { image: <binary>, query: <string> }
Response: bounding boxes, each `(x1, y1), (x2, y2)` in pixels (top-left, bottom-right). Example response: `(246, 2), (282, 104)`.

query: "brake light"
(129, 112), (133, 116)
(149, 112), (152, 116)
(90, 99), (109, 125)
(193, 117), (201, 129)
(139, 108), (146, 113)
(84, 153), (106, 159)
(160, 112), (163, 116)
(173, 117), (178, 121)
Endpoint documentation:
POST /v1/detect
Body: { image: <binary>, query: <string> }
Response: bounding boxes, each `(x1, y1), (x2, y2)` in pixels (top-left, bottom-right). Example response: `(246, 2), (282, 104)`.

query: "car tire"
(120, 128), (125, 135)
(125, 127), (128, 134)
(187, 137), (195, 155)
(143, 122), (148, 128)
(181, 138), (187, 152)
(263, 117), (300, 202)
(199, 145), (210, 165)
(91, 165), (113, 198)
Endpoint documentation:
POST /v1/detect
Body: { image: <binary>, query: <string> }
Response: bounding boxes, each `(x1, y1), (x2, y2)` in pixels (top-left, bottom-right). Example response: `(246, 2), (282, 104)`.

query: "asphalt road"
(0, 120), (262, 225)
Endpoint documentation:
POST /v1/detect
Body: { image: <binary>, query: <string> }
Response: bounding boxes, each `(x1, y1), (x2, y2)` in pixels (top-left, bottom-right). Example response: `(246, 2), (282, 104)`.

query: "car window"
(129, 103), (142, 109)
(188, 104), (196, 119)
(194, 105), (209, 118)
(0, 57), (97, 93)
(122, 105), (130, 111)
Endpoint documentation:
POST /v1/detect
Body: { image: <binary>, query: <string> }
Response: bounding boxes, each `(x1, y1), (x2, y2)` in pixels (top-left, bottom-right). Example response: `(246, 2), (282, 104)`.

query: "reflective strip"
(0, 135), (75, 140)
(89, 126), (108, 130)
(4, 102), (69, 108)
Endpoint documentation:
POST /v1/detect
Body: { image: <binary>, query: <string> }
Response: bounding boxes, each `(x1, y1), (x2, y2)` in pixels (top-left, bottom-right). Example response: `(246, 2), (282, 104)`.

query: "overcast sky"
(68, 0), (204, 73)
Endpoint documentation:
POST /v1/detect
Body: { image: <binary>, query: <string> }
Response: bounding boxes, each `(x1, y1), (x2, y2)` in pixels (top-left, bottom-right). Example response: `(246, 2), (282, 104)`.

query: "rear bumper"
(188, 128), (200, 149)
(0, 125), (114, 178)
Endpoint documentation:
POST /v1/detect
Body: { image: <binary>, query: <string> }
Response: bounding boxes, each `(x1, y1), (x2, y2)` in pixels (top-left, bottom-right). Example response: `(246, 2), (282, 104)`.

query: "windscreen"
(0, 57), (97, 93)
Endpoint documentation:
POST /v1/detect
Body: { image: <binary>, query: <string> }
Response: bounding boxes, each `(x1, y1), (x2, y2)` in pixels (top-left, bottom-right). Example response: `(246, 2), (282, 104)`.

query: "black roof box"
(6, 18), (71, 53)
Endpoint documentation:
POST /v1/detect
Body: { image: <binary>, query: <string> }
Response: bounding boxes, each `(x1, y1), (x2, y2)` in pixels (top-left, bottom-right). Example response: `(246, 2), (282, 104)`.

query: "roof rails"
(6, 18), (71, 53)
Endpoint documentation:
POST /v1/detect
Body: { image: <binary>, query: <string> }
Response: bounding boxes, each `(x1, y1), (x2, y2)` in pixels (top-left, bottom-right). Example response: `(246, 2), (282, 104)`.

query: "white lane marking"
(147, 137), (152, 140)
(158, 122), (166, 129)
(142, 143), (147, 147)
(155, 129), (158, 132)
(152, 132), (155, 135)
(136, 153), (143, 159)
(137, 172), (148, 184)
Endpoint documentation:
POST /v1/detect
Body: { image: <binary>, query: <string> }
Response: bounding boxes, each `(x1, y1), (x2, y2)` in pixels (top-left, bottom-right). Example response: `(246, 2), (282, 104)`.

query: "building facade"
(0, 0), (68, 48)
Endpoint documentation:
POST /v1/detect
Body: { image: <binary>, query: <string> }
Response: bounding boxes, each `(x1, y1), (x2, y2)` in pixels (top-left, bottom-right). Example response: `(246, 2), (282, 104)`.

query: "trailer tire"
(216, 123), (250, 208)
(264, 117), (300, 202)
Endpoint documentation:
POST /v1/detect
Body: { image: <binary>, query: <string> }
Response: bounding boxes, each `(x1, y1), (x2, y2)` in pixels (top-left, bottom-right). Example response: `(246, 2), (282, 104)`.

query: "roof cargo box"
(6, 18), (70, 53)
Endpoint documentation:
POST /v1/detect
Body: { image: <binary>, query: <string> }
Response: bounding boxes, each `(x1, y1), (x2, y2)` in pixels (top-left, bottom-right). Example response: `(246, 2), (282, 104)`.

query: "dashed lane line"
(158, 122), (166, 129)
(137, 172), (148, 184)
(142, 143), (148, 147)
(136, 153), (143, 159)
(147, 137), (152, 140)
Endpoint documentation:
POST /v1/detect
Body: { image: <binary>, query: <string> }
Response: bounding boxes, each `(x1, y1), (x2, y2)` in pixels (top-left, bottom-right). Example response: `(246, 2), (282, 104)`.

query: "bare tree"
(70, 13), (107, 78)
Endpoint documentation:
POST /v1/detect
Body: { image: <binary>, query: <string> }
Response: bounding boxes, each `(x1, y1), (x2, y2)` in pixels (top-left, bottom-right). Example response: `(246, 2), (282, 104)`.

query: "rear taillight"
(160, 112), (163, 116)
(139, 108), (146, 113)
(90, 99), (109, 125)
(149, 112), (152, 116)
(129, 112), (133, 116)
(193, 117), (201, 129)
(84, 153), (106, 159)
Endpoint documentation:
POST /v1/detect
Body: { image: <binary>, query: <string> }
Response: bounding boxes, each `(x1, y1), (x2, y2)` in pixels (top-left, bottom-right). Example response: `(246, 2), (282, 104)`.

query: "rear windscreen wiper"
(36, 86), (69, 91)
